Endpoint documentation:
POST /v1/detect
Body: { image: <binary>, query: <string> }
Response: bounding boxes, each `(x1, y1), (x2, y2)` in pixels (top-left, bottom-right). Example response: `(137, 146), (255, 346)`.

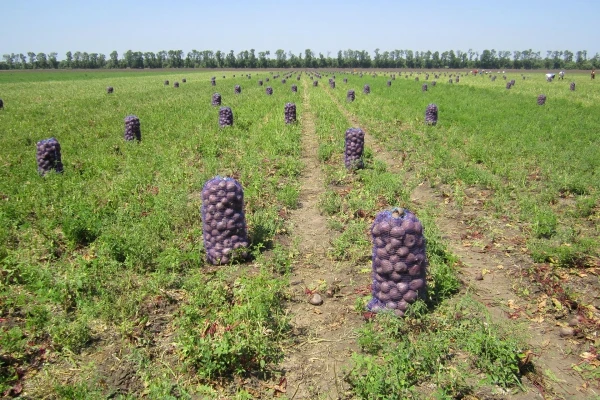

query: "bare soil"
(280, 79), (367, 399)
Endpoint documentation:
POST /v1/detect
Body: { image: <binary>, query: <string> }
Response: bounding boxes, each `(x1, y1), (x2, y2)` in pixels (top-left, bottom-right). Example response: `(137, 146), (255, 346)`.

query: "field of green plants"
(0, 69), (598, 399)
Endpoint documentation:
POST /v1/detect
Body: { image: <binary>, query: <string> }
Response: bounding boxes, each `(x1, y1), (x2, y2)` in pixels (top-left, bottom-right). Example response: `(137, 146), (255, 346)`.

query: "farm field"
(0, 69), (598, 399)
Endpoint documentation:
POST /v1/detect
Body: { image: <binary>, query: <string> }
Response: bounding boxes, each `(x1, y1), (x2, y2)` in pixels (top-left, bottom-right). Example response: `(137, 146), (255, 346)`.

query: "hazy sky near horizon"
(2, 0), (597, 59)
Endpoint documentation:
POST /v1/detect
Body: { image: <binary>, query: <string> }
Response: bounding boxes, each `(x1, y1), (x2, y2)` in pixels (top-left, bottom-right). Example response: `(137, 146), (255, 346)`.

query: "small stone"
(568, 316), (582, 327)
(475, 272), (483, 281)
(309, 293), (323, 306)
(559, 327), (574, 337)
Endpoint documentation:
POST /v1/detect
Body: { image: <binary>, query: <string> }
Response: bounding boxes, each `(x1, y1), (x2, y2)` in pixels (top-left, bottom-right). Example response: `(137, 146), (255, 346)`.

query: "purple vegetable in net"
(363, 84), (370, 94)
(281, 79), (286, 84)
(387, 80), (391, 87)
(182, 78), (186, 83)
(234, 85), (241, 94)
(367, 208), (428, 317)
(455, 76), (460, 83)
(330, 80), (335, 89)
(174, 82), (179, 88)
(344, 127), (364, 170)
(415, 77), (419, 82)
(291, 84), (297, 93)
(258, 80), (263, 86)
(431, 81), (436, 86)
(201, 177), (249, 265)
(347, 89), (355, 102)
(124, 115), (141, 141)
(425, 104), (438, 125)
(266, 86), (273, 95)
(284, 103), (296, 124)
(510, 79), (515, 86)
(266, 78), (269, 82)
(313, 80), (318, 87)
(570, 82), (575, 91)
(448, 78), (453, 84)
(36, 137), (63, 175)
(212, 92), (222, 106)
(219, 106), (234, 127)
(537, 94), (546, 105)
(422, 83), (428, 92)
(506, 82), (512, 89)
(106, 86), (114, 94)
(164, 80), (169, 86)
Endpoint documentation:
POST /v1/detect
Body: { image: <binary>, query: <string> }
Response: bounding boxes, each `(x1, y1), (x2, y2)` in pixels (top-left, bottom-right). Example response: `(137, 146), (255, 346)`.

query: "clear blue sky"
(2, 0), (597, 59)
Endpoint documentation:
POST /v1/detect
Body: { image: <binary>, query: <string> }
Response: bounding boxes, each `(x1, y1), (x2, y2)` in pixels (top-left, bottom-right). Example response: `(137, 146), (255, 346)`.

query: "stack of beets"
(258, 80), (263, 86)
(425, 104), (438, 125)
(174, 82), (180, 88)
(234, 85), (241, 94)
(363, 84), (370, 94)
(164, 80), (169, 86)
(182, 78), (186, 83)
(387, 80), (391, 87)
(570, 82), (576, 91)
(284, 103), (296, 124)
(124, 115), (141, 141)
(36, 138), (64, 175)
(212, 93), (222, 106)
(347, 89), (355, 102)
(201, 177), (249, 265)
(344, 127), (364, 170)
(291, 85), (298, 93)
(367, 208), (428, 317)
(506, 82), (512, 89)
(313, 80), (318, 87)
(537, 94), (547, 105)
(219, 107), (234, 127)
(431, 81), (437, 86)
(422, 83), (428, 92)
(106, 86), (114, 94)
(266, 86), (273, 95)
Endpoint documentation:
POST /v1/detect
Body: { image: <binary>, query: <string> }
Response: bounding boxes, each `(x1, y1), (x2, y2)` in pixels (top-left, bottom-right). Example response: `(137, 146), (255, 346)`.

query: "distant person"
(592, 69), (596, 80)
(559, 70), (565, 80)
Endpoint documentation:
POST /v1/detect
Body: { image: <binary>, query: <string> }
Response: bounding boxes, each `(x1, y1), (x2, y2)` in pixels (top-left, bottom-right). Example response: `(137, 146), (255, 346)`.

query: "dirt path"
(321, 85), (592, 399)
(281, 80), (365, 399)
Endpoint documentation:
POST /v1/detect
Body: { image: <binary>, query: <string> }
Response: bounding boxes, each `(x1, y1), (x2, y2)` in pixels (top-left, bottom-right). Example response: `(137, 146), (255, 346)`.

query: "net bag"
(367, 208), (428, 317)
(344, 127), (364, 170)
(36, 137), (64, 175)
(201, 177), (249, 265)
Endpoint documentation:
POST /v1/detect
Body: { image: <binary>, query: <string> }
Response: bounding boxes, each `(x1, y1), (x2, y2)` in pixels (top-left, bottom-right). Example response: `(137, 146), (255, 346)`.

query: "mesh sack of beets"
(201, 176), (249, 265)
(36, 137), (64, 175)
(344, 127), (364, 170)
(367, 208), (428, 317)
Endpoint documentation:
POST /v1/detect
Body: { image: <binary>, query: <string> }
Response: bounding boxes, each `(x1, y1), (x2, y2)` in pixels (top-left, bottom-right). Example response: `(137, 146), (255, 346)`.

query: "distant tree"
(249, 49), (257, 68)
(215, 50), (224, 67)
(2, 54), (15, 69)
(225, 50), (236, 68)
(108, 51), (118, 68)
(275, 49), (287, 68)
(27, 52), (36, 69)
(98, 53), (106, 68)
(156, 51), (166, 68)
(48, 52), (58, 68)
(35, 52), (47, 68)
(64, 51), (72, 68)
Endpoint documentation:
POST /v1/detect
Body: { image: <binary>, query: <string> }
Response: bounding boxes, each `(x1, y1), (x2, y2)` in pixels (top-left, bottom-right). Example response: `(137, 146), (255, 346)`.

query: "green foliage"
(348, 297), (524, 397)
(177, 267), (289, 379)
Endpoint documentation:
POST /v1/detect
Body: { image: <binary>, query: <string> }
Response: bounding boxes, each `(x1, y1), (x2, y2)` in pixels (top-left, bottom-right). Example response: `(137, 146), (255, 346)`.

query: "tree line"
(2, 48), (599, 70)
